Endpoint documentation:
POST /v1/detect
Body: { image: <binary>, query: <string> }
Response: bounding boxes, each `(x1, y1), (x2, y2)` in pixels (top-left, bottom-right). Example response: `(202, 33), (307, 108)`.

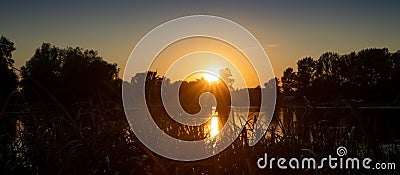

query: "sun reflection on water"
(210, 115), (219, 137)
(208, 106), (219, 138)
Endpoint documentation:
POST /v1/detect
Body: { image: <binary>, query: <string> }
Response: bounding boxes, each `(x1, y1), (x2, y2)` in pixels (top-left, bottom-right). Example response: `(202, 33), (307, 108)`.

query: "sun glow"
(203, 72), (219, 83)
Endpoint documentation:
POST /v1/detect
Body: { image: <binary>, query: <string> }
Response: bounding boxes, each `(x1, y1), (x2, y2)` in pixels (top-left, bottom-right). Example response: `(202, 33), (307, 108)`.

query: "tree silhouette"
(21, 43), (120, 105)
(21, 43), (61, 103)
(296, 57), (315, 97)
(1, 39), (399, 174)
(312, 52), (342, 100)
(0, 36), (19, 170)
(281, 67), (296, 96)
(15, 43), (135, 174)
(219, 68), (234, 91)
(0, 36), (18, 99)
(280, 48), (400, 102)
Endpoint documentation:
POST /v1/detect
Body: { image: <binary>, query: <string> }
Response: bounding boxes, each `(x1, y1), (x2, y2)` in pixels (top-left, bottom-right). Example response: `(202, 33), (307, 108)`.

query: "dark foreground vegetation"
(1, 35), (399, 174)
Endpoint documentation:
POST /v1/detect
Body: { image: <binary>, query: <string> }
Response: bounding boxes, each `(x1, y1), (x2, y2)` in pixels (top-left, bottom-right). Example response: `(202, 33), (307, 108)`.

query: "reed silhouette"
(0, 36), (399, 174)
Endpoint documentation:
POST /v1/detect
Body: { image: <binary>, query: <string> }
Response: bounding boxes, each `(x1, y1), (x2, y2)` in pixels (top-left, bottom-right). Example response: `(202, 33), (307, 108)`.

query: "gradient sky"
(1, 0), (400, 85)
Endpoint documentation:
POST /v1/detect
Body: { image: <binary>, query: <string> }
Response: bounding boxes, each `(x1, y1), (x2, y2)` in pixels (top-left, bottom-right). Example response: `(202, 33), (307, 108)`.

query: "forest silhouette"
(281, 48), (400, 103)
(1, 35), (399, 174)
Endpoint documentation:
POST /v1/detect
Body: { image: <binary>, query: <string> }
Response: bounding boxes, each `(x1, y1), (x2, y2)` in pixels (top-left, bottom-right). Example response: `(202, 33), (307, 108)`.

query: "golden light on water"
(210, 116), (219, 137)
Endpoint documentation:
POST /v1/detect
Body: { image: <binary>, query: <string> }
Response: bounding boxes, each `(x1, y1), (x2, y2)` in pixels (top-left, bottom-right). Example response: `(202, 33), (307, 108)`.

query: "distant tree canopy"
(21, 43), (121, 104)
(0, 36), (18, 99)
(281, 48), (400, 102)
(219, 68), (235, 91)
(3, 35), (400, 106)
(130, 71), (231, 114)
(125, 71), (232, 140)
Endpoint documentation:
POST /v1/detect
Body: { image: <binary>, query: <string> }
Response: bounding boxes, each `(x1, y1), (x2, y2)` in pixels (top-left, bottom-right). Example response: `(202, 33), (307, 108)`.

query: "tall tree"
(313, 52), (341, 100)
(0, 36), (18, 165)
(281, 67), (296, 96)
(21, 43), (61, 102)
(21, 44), (120, 104)
(59, 47), (120, 102)
(0, 36), (18, 99)
(280, 48), (400, 101)
(391, 50), (400, 102)
(219, 68), (235, 91)
(296, 57), (315, 97)
(315, 52), (340, 79)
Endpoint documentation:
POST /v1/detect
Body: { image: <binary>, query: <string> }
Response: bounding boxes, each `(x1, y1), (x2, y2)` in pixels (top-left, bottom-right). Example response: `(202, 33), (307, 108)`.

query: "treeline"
(1, 36), (121, 106)
(1, 36), (140, 174)
(2, 34), (400, 174)
(281, 48), (400, 102)
(21, 43), (121, 105)
(0, 36), (18, 98)
(125, 71), (232, 140)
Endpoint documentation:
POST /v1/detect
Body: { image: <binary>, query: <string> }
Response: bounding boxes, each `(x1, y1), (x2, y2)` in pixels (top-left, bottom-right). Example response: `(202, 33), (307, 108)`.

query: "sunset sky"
(1, 0), (400, 88)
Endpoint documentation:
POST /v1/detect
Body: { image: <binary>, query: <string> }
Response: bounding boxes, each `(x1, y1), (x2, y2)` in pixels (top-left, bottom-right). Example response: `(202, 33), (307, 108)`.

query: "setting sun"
(203, 72), (219, 83)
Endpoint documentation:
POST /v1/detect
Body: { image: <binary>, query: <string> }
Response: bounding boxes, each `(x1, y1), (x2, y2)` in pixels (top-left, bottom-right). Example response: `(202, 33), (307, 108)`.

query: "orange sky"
(149, 37), (260, 88)
(1, 1), (399, 86)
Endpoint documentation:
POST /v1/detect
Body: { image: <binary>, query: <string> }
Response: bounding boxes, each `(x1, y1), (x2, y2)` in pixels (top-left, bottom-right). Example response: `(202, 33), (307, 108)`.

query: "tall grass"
(1, 91), (399, 174)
